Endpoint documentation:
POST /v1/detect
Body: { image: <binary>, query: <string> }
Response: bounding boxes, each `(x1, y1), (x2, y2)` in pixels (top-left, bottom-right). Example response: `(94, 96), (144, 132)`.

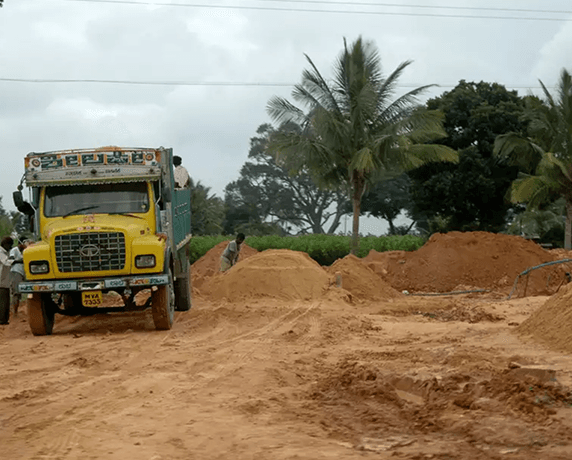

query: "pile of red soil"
(365, 231), (565, 295)
(200, 249), (330, 301)
(327, 254), (402, 302)
(191, 241), (258, 292)
(518, 282), (572, 353)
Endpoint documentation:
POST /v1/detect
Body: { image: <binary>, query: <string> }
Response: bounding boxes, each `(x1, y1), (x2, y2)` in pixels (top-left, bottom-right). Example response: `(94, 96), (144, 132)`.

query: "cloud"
(1, 0), (572, 231)
(531, 19), (572, 86)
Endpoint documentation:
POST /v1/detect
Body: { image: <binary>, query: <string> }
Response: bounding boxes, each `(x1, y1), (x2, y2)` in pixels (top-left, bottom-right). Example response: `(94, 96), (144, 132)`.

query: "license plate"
(82, 291), (102, 307)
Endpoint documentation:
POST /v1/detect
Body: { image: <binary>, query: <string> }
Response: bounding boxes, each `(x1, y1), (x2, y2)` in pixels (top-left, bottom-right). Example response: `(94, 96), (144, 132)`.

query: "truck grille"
(55, 232), (126, 273)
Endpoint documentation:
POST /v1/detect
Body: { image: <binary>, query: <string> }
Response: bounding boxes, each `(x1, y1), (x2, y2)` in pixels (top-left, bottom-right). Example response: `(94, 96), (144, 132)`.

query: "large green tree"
(495, 68), (572, 248)
(226, 123), (349, 234)
(408, 81), (528, 233)
(360, 173), (415, 235)
(223, 177), (285, 236)
(266, 36), (457, 253)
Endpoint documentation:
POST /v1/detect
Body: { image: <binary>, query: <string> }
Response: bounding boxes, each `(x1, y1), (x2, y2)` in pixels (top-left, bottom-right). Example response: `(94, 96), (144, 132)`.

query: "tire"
(152, 269), (175, 330)
(27, 293), (55, 336)
(174, 261), (192, 312)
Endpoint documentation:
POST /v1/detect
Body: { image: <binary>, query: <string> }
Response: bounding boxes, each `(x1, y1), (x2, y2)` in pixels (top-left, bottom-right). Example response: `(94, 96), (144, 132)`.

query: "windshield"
(44, 182), (150, 218)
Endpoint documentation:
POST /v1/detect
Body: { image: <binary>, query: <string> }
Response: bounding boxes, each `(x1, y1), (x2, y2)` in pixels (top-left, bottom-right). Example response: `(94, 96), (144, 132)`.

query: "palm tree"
(189, 178), (224, 236)
(494, 68), (572, 248)
(266, 36), (457, 253)
(507, 199), (565, 241)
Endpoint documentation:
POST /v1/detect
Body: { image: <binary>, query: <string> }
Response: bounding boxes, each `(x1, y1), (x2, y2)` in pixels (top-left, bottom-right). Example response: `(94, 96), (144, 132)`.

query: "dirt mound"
(365, 231), (565, 295)
(518, 282), (572, 353)
(327, 254), (402, 302)
(191, 241), (258, 292)
(200, 249), (330, 301)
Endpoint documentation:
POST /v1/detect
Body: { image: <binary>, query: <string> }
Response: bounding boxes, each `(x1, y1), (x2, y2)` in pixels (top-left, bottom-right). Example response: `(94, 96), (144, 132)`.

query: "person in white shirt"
(9, 236), (28, 316)
(173, 155), (190, 189)
(220, 233), (245, 272)
(0, 236), (14, 325)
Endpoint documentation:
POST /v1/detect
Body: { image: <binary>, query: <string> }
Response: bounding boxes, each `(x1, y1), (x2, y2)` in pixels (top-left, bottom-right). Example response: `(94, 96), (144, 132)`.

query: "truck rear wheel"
(152, 270), (175, 330)
(27, 293), (55, 336)
(175, 262), (192, 312)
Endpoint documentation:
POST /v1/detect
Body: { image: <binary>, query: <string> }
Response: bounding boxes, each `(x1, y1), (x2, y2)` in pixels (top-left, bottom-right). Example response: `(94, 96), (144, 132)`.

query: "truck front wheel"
(27, 293), (55, 336)
(152, 270), (175, 330)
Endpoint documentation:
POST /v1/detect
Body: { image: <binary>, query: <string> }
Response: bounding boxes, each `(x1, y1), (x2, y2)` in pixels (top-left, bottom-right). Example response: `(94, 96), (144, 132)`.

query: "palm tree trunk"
(350, 175), (365, 255)
(566, 199), (572, 250)
(351, 195), (360, 255)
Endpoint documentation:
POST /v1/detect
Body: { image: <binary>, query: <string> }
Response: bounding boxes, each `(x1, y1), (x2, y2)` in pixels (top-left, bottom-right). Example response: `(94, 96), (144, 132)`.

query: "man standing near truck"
(9, 236), (28, 316)
(0, 236), (14, 325)
(220, 233), (245, 272)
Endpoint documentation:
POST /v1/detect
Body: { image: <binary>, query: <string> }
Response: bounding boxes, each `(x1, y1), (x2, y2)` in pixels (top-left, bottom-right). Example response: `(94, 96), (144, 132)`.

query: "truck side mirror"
(13, 190), (25, 209)
(13, 190), (35, 216)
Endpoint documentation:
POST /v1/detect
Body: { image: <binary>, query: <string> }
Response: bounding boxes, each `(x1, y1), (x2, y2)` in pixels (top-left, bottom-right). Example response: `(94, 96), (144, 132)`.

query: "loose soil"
(3, 231), (572, 459)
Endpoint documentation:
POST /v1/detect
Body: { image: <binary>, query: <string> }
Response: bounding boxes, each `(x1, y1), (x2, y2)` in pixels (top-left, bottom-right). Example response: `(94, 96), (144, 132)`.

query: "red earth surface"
(3, 232), (572, 459)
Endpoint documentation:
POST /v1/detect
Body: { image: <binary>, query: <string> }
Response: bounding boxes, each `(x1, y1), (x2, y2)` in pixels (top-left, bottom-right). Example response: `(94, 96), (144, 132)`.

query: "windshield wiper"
(115, 213), (145, 219)
(62, 206), (100, 218)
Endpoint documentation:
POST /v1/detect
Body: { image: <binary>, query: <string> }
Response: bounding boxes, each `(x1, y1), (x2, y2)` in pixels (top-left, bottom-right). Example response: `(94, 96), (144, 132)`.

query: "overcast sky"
(1, 0), (571, 235)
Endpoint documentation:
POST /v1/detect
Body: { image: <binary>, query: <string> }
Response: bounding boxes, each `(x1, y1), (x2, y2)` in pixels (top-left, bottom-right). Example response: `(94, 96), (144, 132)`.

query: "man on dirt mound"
(220, 233), (245, 272)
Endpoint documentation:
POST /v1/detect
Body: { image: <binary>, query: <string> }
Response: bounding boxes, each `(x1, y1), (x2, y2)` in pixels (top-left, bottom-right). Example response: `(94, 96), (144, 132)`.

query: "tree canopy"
(408, 80), (528, 233)
(225, 123), (349, 235)
(0, 197), (26, 239)
(267, 36), (457, 252)
(190, 179), (224, 236)
(360, 174), (415, 235)
(495, 68), (572, 248)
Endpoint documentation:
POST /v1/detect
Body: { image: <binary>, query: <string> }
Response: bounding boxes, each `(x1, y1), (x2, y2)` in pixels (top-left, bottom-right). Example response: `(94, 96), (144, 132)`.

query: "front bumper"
(19, 274), (169, 293)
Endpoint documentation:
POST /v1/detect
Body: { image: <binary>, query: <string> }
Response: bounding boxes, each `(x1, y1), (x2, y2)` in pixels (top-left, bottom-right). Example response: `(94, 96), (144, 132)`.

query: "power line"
(0, 77), (293, 86)
(0, 77), (553, 90)
(260, 0), (572, 16)
(59, 0), (572, 22)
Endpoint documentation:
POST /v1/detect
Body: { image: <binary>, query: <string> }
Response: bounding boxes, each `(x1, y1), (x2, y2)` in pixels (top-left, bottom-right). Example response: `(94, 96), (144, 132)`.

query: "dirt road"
(2, 292), (572, 460)
(4, 232), (572, 459)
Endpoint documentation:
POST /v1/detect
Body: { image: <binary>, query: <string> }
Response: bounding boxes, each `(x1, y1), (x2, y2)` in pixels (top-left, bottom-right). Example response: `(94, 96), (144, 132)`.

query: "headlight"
(135, 255), (156, 268)
(29, 261), (50, 274)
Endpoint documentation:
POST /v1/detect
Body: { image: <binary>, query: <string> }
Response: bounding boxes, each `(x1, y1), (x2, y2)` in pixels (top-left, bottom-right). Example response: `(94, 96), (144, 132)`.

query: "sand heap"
(327, 254), (402, 302)
(364, 231), (565, 295)
(518, 282), (572, 353)
(191, 241), (258, 291)
(200, 249), (331, 301)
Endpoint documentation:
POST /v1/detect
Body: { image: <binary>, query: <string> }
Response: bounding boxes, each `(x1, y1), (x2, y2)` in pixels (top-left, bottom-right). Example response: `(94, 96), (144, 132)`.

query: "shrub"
(190, 234), (424, 265)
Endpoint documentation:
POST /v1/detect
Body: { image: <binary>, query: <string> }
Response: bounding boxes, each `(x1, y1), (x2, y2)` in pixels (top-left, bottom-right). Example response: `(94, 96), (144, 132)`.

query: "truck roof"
(24, 146), (167, 187)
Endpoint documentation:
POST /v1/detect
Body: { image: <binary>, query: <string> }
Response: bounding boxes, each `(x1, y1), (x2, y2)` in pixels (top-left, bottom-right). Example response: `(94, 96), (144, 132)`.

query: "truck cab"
(14, 146), (192, 335)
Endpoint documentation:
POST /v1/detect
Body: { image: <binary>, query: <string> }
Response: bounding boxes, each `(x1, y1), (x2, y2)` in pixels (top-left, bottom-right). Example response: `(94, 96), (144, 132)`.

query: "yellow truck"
(13, 146), (192, 335)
